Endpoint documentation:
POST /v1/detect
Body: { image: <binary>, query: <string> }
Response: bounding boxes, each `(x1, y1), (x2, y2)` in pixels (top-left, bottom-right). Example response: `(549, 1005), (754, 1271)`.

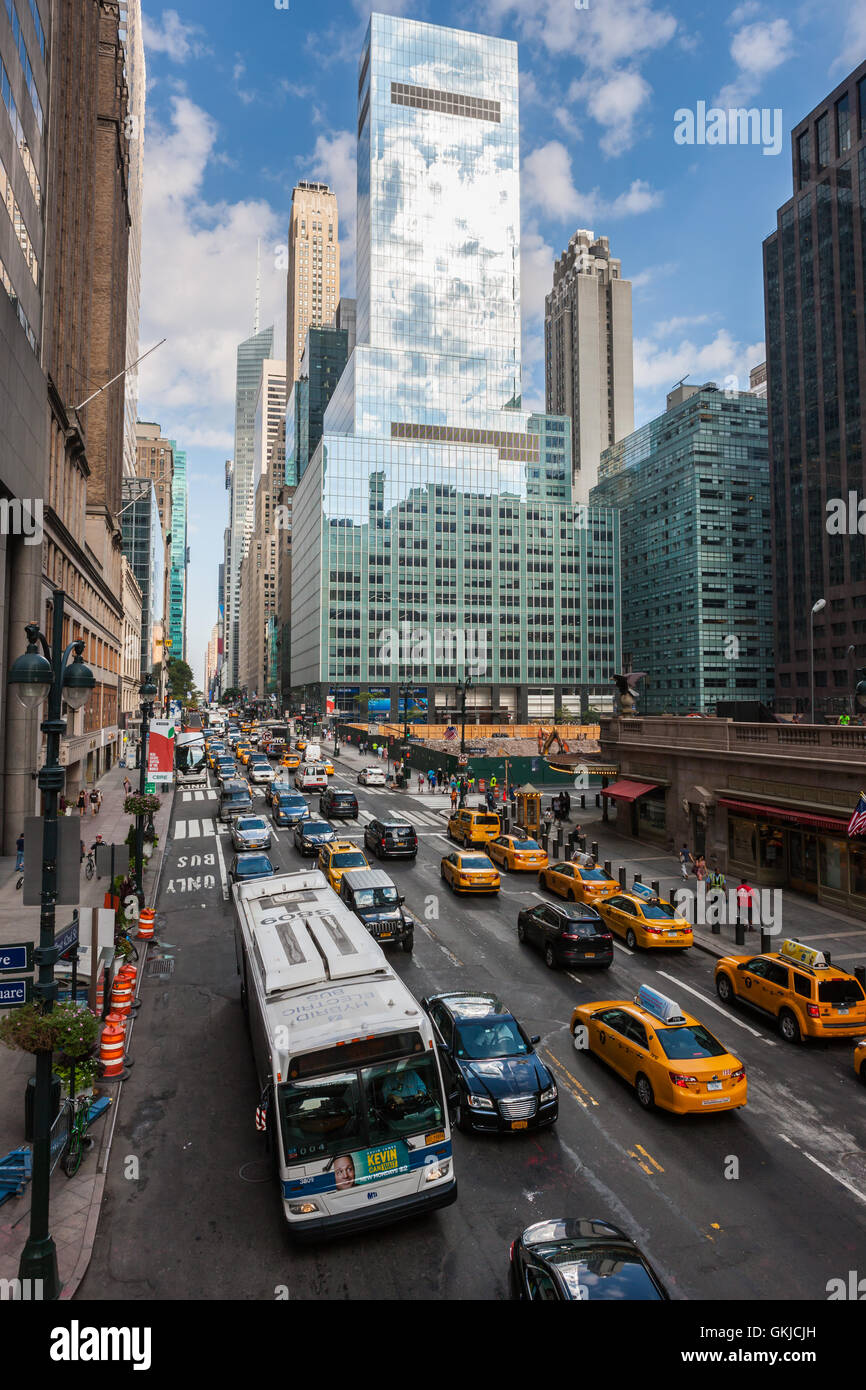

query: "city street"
(79, 754), (866, 1302)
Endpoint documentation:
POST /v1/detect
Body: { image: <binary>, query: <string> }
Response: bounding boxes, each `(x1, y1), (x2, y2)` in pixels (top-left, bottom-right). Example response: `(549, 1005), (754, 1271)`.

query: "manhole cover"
(239, 1160), (272, 1184)
(147, 958), (175, 977)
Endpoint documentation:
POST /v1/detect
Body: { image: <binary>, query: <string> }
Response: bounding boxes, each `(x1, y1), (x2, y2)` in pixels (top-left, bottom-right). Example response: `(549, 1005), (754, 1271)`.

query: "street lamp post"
(456, 675), (473, 755)
(8, 590), (95, 1299)
(810, 598), (826, 724)
(135, 674), (158, 905)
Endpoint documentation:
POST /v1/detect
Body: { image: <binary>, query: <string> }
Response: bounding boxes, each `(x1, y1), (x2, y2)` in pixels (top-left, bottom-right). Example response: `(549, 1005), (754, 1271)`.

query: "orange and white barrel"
(99, 1026), (126, 1077)
(137, 908), (155, 940)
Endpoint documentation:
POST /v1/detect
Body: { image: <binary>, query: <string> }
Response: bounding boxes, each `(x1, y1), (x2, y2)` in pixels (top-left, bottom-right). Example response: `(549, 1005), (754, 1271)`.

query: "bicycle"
(84, 850), (95, 881)
(50, 1091), (113, 1178)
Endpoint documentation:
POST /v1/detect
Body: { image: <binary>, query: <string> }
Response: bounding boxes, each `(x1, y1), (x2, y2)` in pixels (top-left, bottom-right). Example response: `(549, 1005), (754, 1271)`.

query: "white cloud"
(715, 19), (795, 107)
(573, 69), (653, 157)
(654, 313), (713, 336)
(137, 94), (286, 450)
(233, 59), (256, 106)
(727, 2), (761, 25)
(634, 328), (766, 401)
(307, 130), (357, 295)
(522, 140), (662, 222)
(142, 9), (210, 63)
(831, 0), (866, 73)
(630, 260), (679, 291)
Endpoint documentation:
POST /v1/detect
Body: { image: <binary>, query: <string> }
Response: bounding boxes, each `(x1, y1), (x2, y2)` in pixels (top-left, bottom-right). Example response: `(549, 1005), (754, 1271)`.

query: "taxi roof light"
(636, 983), (688, 1026)
(779, 938), (828, 970)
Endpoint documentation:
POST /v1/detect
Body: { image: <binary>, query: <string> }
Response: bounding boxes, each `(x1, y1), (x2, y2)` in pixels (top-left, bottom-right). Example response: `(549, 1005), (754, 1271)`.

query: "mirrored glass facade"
(292, 14), (620, 715)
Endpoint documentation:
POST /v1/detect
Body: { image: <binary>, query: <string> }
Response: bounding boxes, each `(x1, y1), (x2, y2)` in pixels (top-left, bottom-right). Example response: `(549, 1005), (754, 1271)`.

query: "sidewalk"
(0, 758), (173, 1298)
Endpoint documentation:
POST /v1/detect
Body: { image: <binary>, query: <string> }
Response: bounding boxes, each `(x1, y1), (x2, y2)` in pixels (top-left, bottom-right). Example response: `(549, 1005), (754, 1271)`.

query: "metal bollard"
(580, 794), (586, 809)
(595, 793), (600, 807)
(735, 919), (745, 946)
(591, 841), (598, 862)
(579, 836), (587, 852)
(825, 950), (831, 965)
(711, 913), (721, 936)
(618, 865), (626, 890)
(634, 872), (642, 885)
(651, 880), (660, 898)
(855, 966), (866, 990)
(760, 930), (773, 954)
(604, 860), (612, 878)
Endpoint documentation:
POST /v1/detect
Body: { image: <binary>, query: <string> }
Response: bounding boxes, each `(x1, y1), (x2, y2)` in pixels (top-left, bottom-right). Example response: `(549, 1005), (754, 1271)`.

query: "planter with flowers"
(0, 1001), (100, 1096)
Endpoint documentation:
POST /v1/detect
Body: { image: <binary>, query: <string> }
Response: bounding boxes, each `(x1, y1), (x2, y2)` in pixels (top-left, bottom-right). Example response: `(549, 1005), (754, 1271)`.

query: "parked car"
(230, 814), (273, 852)
(339, 868), (413, 952)
(517, 901), (613, 970)
(422, 991), (557, 1134)
(509, 1219), (670, 1301)
(319, 787), (358, 820)
(357, 765), (387, 786)
(363, 817), (418, 860)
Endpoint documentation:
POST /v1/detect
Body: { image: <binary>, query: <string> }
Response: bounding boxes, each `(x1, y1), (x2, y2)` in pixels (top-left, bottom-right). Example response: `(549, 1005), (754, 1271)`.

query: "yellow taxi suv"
(440, 850), (501, 895)
(571, 984), (747, 1115)
(447, 809), (501, 846)
(855, 1040), (866, 1085)
(598, 892), (693, 951)
(323, 760), (335, 776)
(539, 861), (619, 905)
(714, 938), (866, 1044)
(317, 840), (369, 892)
(487, 835), (548, 872)
(281, 753), (301, 771)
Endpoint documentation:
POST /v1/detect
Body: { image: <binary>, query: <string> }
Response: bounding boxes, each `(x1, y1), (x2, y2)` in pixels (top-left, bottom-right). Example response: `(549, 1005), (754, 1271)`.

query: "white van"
(295, 763), (328, 791)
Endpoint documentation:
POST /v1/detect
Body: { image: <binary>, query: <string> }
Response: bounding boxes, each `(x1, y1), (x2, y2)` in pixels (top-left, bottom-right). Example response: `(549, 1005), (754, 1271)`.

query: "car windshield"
(461, 855), (494, 870)
(579, 868), (609, 882)
(304, 822), (332, 835)
(477, 816), (499, 827)
(818, 978), (865, 1004)
(536, 1247), (662, 1301)
(385, 825), (412, 835)
(656, 1025), (727, 1060)
(332, 852), (366, 868)
(641, 902), (677, 920)
(238, 818), (267, 831)
(511, 840), (539, 850)
(354, 886), (399, 908)
(331, 793), (355, 804)
(237, 855), (273, 876)
(454, 1019), (527, 1058)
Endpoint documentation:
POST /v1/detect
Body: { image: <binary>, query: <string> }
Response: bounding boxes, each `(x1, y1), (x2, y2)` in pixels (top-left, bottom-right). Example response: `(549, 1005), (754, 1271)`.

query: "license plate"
(511, 1120), (528, 1130)
(378, 933), (392, 941)
(393, 840), (406, 846)
(838, 1007), (849, 1016)
(667, 930), (679, 937)
(584, 953), (596, 959)
(707, 1081), (722, 1091)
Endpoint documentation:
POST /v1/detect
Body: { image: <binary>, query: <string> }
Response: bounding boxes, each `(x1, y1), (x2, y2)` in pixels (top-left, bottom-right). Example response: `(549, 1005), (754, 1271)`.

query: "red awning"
(717, 798), (849, 834)
(600, 779), (660, 802)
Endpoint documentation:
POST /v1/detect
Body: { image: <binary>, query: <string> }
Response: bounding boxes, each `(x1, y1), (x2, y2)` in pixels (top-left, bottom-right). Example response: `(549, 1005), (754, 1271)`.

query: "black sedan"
(319, 787), (358, 820)
(517, 902), (613, 970)
(229, 852), (276, 885)
(421, 991), (557, 1134)
(293, 818), (336, 856)
(363, 817), (418, 860)
(510, 1218), (670, 1301)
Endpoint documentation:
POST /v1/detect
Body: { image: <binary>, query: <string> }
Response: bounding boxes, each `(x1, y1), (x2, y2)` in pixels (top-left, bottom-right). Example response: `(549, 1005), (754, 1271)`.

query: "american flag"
(847, 791), (866, 837)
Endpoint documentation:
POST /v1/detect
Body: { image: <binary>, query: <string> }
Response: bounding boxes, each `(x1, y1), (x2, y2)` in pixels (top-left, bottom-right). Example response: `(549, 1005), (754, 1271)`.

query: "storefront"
(720, 797), (865, 911)
(602, 779), (668, 843)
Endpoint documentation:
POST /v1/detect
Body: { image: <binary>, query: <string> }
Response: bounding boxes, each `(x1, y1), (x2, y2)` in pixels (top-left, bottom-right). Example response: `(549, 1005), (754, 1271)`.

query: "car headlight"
(540, 1085), (557, 1104)
(288, 1199), (320, 1215)
(467, 1094), (495, 1110)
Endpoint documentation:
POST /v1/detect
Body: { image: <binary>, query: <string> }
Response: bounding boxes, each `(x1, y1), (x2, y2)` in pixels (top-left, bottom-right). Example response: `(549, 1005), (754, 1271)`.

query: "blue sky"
(135, 0), (866, 687)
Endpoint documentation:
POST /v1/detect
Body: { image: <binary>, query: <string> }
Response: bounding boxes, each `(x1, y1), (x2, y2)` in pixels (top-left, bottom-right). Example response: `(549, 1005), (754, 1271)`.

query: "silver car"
(230, 814), (273, 851)
(248, 757), (275, 785)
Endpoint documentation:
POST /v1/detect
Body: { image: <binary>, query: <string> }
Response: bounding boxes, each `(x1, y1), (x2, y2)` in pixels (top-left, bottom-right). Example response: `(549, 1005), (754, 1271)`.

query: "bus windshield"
(175, 736), (206, 777)
(278, 1053), (444, 1163)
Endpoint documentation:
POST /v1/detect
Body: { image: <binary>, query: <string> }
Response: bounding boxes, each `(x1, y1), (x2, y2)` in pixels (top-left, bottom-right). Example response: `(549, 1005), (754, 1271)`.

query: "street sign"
(0, 943), (33, 973)
(55, 919), (79, 960)
(0, 978), (33, 1008)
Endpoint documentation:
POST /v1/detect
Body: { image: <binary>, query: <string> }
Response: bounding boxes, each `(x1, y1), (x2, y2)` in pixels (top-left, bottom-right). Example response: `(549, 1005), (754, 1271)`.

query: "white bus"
(233, 869), (457, 1238)
(174, 729), (207, 786)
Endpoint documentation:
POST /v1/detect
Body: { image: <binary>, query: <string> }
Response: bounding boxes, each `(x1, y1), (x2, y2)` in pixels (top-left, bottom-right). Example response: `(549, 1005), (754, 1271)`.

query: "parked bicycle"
(48, 1091), (112, 1178)
(84, 850), (96, 881)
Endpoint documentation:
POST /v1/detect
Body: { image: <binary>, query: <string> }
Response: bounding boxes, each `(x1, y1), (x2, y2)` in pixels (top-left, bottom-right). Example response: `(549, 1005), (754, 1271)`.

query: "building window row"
(0, 246), (36, 349)
(390, 81), (501, 123)
(4, 0), (42, 131)
(0, 56), (40, 205)
(0, 153), (37, 280)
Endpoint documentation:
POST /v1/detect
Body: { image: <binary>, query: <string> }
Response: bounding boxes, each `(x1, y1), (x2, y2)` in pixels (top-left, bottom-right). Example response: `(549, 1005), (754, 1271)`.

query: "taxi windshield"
(332, 852), (366, 868)
(656, 1025), (726, 1060)
(640, 902), (676, 920)
(461, 856), (494, 870)
(579, 868), (609, 882)
(511, 840), (539, 850)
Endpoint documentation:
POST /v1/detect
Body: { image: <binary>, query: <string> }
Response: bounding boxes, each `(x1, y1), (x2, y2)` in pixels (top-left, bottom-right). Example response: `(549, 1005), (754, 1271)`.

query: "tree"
(166, 657), (196, 702)
(220, 687), (242, 705)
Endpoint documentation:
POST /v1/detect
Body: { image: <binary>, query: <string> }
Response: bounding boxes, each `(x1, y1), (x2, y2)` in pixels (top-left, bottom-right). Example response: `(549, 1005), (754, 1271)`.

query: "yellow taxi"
(281, 753), (301, 771)
(207, 745), (227, 769)
(296, 739), (307, 753)
(317, 840), (369, 892)
(855, 1039), (866, 1085)
(236, 745), (253, 765)
(714, 938), (866, 1044)
(323, 760), (335, 776)
(447, 808), (501, 846)
(571, 984), (747, 1115)
(598, 892), (693, 951)
(240, 722), (252, 734)
(487, 835), (548, 872)
(539, 860), (620, 905)
(440, 849), (501, 895)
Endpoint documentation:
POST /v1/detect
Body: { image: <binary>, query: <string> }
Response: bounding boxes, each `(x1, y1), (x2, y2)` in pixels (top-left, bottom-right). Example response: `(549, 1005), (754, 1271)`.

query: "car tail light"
(646, 926), (664, 936)
(669, 1072), (698, 1087)
(807, 1004), (820, 1017)
(731, 1067), (746, 1082)
(509, 1241), (515, 1261)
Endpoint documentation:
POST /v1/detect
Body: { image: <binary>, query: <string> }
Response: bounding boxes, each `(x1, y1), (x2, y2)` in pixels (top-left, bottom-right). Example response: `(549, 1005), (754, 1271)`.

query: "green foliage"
(0, 1001), (98, 1057)
(166, 657), (196, 701)
(54, 1056), (99, 1089)
(124, 792), (161, 817)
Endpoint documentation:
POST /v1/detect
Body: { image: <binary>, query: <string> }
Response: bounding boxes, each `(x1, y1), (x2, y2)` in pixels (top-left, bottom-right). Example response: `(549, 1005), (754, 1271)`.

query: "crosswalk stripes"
(181, 789), (218, 802)
(173, 817), (217, 840)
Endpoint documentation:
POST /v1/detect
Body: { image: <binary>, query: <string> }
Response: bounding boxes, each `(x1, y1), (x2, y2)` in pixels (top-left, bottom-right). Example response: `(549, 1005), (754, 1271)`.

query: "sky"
(135, 0), (866, 689)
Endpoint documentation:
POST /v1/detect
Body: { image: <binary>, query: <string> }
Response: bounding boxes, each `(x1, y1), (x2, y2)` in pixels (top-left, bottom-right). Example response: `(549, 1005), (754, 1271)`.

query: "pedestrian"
(450, 774), (457, 792)
(553, 794), (563, 824)
(15, 832), (24, 872)
(418, 773), (425, 793)
(562, 790), (571, 820)
(123, 776), (132, 796)
(737, 879), (756, 930)
(90, 786), (99, 816)
(77, 789), (86, 818)
(679, 844), (692, 879)
(486, 788), (496, 813)
(450, 786), (458, 812)
(427, 768), (436, 790)
(694, 854), (707, 882)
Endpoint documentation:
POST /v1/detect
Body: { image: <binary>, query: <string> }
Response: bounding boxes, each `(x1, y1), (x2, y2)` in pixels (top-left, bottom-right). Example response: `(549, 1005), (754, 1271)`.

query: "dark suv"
(319, 786), (358, 820)
(363, 817), (418, 860)
(340, 868), (413, 952)
(517, 901), (613, 970)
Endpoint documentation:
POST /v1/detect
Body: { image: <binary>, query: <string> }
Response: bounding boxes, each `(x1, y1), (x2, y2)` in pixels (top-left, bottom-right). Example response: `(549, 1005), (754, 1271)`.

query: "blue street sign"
(55, 920), (79, 960)
(0, 978), (33, 1008)
(0, 943), (33, 973)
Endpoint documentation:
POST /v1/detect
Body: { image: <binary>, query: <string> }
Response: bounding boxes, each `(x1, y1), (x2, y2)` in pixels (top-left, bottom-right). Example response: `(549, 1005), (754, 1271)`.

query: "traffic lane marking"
(655, 969), (776, 1045)
(540, 1048), (599, 1108)
(778, 1133), (866, 1206)
(214, 828), (229, 901)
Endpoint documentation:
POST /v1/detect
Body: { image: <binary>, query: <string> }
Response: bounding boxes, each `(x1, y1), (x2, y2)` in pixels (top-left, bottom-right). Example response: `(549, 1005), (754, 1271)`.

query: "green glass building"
(591, 384), (773, 714)
(168, 441), (187, 660)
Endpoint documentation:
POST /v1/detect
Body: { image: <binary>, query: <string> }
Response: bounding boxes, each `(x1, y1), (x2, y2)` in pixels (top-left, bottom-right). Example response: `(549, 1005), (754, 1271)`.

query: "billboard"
(148, 720), (175, 785)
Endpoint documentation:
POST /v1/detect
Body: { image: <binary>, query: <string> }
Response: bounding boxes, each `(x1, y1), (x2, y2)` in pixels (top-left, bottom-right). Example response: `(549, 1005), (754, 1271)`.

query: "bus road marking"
(214, 829), (229, 900)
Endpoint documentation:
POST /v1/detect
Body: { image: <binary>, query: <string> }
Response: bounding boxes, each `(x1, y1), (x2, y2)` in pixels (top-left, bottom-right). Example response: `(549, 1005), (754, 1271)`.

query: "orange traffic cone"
(99, 1026), (126, 1078)
(137, 908), (155, 941)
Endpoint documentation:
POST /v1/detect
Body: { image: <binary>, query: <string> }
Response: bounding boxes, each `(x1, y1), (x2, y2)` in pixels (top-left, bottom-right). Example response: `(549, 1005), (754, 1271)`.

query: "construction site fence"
(347, 723), (601, 741)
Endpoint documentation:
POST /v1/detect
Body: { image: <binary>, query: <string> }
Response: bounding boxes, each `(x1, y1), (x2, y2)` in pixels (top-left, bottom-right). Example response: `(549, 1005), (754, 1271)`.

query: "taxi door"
(592, 1009), (631, 1079)
(617, 1015), (652, 1085)
(760, 960), (790, 1019)
(603, 897), (630, 941)
(737, 958), (773, 1013)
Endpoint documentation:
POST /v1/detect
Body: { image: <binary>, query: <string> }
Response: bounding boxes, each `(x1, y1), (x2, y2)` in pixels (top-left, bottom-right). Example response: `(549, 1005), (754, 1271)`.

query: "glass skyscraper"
(168, 441), (187, 659)
(291, 13), (619, 720)
(226, 324), (274, 687)
(121, 476), (164, 675)
(591, 385), (773, 714)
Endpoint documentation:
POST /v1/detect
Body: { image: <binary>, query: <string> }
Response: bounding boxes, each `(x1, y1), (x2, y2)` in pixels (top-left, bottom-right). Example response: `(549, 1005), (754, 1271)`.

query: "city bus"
(233, 869), (457, 1238)
(174, 729), (207, 786)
